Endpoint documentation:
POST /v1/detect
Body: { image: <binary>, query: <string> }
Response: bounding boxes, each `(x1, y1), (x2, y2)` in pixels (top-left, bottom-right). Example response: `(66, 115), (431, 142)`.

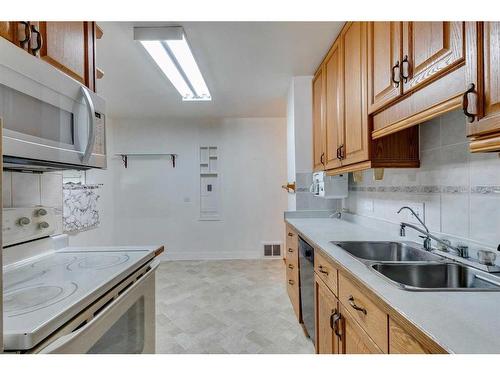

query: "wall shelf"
(116, 153), (178, 168)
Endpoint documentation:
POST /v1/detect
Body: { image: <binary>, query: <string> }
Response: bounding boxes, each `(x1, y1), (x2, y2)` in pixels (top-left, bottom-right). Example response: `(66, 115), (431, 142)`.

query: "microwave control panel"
(93, 112), (106, 155)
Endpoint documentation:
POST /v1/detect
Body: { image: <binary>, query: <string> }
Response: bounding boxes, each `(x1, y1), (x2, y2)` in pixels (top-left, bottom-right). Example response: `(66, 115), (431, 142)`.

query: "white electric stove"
(2, 207), (163, 353)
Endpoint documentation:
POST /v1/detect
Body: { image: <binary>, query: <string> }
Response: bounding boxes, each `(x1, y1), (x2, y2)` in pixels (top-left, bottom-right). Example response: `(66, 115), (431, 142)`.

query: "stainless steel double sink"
(331, 241), (500, 291)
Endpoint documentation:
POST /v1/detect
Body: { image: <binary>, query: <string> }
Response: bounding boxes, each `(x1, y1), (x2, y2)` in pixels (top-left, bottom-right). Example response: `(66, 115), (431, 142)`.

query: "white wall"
(70, 116), (288, 260)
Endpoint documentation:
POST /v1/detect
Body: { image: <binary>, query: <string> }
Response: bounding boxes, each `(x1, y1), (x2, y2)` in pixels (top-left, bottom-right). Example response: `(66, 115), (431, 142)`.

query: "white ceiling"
(97, 22), (344, 120)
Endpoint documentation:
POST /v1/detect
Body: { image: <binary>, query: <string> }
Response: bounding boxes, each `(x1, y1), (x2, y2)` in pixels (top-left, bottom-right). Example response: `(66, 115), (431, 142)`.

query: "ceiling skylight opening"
(135, 27), (211, 102)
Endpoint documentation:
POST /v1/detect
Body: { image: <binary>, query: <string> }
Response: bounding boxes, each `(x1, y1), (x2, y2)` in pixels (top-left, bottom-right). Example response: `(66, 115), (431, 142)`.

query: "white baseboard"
(158, 250), (283, 261)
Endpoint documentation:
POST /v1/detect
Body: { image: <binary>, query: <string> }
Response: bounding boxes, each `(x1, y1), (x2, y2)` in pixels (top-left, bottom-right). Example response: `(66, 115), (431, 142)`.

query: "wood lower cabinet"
(339, 304), (383, 354)
(467, 22), (500, 152)
(338, 272), (388, 352)
(285, 225), (301, 322)
(315, 275), (340, 354)
(389, 318), (431, 354)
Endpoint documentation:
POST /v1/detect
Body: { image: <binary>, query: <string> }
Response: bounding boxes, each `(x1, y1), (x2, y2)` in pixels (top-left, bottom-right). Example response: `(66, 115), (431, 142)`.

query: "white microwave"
(0, 37), (106, 172)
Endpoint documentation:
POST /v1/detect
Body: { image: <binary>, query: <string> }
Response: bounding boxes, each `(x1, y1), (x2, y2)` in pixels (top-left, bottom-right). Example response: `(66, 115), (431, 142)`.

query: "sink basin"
(371, 263), (500, 291)
(332, 241), (442, 262)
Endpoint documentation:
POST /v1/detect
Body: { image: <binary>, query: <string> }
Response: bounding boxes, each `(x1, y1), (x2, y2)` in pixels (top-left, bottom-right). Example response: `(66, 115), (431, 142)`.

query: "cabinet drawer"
(286, 265), (300, 321)
(285, 225), (298, 262)
(340, 304), (383, 354)
(338, 273), (388, 352)
(314, 251), (338, 296)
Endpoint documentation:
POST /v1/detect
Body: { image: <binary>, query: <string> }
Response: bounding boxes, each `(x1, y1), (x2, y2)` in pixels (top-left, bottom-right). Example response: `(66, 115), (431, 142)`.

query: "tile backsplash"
(346, 110), (500, 250)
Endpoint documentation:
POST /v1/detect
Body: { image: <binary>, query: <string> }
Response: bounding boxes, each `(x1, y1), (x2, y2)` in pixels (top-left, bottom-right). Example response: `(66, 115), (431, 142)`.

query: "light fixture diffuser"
(135, 27), (211, 101)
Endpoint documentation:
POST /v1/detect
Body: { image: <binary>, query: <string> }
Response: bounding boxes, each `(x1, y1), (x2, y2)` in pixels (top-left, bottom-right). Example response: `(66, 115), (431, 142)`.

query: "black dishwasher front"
(298, 236), (314, 342)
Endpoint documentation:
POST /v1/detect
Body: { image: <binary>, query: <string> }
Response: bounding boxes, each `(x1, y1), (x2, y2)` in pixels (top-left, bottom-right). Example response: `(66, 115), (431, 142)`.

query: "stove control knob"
(18, 217), (31, 226)
(38, 221), (50, 230)
(35, 208), (48, 216)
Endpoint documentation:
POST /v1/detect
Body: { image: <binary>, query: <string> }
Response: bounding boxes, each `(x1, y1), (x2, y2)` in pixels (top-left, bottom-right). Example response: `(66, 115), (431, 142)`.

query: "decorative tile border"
(349, 185), (500, 195)
(63, 183), (103, 190)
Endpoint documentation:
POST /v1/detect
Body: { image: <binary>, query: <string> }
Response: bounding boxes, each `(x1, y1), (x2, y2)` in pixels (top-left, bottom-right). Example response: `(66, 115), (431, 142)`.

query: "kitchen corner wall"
(69, 116), (288, 260)
(346, 109), (500, 250)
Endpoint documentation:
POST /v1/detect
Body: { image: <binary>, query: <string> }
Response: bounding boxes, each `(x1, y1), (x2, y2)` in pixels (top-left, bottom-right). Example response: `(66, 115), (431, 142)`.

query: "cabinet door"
(313, 68), (326, 171)
(339, 305), (383, 354)
(0, 21), (31, 50)
(389, 318), (430, 354)
(324, 39), (343, 170)
(315, 275), (340, 354)
(341, 22), (369, 166)
(0, 21), (17, 43)
(368, 22), (402, 113)
(402, 22), (465, 94)
(468, 22), (500, 138)
(38, 22), (95, 89)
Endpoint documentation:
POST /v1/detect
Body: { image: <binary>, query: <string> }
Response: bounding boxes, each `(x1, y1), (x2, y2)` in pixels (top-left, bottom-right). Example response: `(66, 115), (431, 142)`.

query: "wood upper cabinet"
(324, 39), (343, 170)
(402, 22), (465, 94)
(315, 275), (340, 354)
(341, 22), (369, 166)
(368, 22), (402, 113)
(468, 22), (500, 152)
(38, 22), (96, 90)
(0, 22), (18, 44)
(312, 21), (420, 175)
(312, 68), (326, 171)
(0, 21), (31, 50)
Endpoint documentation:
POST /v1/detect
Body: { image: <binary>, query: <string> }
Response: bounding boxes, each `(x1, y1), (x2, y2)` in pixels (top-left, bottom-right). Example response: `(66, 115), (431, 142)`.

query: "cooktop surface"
(3, 247), (155, 351)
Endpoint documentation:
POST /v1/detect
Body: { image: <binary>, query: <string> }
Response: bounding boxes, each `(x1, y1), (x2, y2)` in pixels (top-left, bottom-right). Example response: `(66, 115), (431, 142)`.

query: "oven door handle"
(38, 260), (159, 354)
(80, 86), (96, 164)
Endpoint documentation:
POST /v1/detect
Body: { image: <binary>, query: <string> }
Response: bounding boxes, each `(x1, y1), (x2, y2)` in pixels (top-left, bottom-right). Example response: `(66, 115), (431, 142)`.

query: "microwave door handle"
(80, 86), (96, 164)
(38, 260), (159, 354)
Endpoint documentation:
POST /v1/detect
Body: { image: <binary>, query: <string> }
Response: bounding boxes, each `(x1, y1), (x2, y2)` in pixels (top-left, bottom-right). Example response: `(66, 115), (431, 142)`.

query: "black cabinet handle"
(391, 61), (400, 87)
(18, 21), (31, 47)
(320, 152), (325, 166)
(318, 265), (329, 275)
(30, 25), (42, 56)
(401, 55), (410, 83)
(463, 83), (477, 123)
(348, 295), (367, 315)
(339, 144), (345, 160)
(330, 311), (343, 338)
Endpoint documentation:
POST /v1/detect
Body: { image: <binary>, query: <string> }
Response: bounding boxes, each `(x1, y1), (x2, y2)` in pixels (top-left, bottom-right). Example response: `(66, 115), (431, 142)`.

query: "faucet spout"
(397, 206), (429, 234)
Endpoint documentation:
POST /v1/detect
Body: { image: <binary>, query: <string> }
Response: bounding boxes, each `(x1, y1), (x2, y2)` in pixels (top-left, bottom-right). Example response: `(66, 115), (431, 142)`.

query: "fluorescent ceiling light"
(136, 27), (211, 101)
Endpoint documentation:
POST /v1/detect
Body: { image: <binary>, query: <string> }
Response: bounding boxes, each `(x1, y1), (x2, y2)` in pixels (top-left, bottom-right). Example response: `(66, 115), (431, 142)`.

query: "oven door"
(38, 262), (157, 354)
